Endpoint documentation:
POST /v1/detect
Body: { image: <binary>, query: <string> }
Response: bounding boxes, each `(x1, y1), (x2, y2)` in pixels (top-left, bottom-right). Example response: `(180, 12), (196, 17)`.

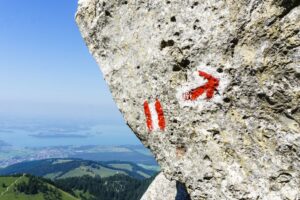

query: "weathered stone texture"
(141, 173), (190, 200)
(76, 0), (300, 199)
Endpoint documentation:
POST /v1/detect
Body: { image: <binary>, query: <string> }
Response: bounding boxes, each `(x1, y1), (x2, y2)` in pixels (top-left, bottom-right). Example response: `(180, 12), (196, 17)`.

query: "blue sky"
(0, 1), (139, 145)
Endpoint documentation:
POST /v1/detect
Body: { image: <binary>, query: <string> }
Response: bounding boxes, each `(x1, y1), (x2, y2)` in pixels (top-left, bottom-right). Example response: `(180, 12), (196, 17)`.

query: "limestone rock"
(141, 173), (190, 200)
(76, 0), (300, 199)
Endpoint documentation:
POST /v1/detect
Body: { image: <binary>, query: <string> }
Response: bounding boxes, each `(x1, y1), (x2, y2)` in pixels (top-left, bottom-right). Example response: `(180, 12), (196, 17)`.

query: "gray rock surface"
(141, 173), (190, 200)
(76, 0), (300, 199)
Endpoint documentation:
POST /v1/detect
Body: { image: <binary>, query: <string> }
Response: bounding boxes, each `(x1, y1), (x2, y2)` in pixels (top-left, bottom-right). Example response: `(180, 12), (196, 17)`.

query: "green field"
(52, 160), (73, 164)
(44, 172), (63, 180)
(138, 164), (160, 171)
(108, 163), (133, 171)
(0, 176), (17, 193)
(59, 165), (126, 179)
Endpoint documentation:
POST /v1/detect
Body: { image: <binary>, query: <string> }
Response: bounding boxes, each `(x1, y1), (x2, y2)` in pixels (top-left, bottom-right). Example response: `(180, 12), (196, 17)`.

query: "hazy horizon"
(0, 0), (141, 146)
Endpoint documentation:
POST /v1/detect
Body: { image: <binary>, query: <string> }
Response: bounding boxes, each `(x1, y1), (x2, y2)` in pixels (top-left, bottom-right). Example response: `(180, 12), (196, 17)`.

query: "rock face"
(76, 0), (300, 199)
(141, 173), (190, 200)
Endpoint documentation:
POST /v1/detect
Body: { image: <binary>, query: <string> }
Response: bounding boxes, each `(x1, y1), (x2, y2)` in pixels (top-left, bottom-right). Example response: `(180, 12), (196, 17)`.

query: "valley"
(0, 158), (158, 200)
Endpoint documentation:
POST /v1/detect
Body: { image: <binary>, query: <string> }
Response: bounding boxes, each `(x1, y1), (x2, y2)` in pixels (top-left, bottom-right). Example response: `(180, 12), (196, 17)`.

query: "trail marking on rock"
(143, 99), (166, 131)
(176, 65), (230, 110)
(184, 71), (219, 100)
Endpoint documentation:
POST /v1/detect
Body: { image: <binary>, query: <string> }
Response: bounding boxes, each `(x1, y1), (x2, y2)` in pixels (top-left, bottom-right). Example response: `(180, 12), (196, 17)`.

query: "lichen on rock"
(76, 0), (300, 199)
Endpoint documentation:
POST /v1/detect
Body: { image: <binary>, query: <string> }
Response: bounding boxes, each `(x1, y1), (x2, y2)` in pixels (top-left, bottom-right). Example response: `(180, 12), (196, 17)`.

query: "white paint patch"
(149, 102), (160, 131)
(176, 64), (230, 110)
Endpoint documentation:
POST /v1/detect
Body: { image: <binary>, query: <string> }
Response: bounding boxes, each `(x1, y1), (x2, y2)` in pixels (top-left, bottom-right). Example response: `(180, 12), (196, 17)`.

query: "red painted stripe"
(198, 71), (212, 79)
(155, 99), (166, 131)
(199, 71), (219, 99)
(185, 86), (206, 100)
(143, 101), (153, 131)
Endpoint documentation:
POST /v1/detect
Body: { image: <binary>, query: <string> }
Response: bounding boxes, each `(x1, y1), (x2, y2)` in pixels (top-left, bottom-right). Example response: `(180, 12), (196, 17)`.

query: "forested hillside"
(0, 158), (158, 180)
(55, 174), (155, 200)
(0, 174), (156, 200)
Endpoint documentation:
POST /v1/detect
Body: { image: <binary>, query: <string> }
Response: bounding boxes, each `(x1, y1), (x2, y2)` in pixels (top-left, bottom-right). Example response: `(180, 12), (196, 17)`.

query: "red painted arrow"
(184, 71), (219, 100)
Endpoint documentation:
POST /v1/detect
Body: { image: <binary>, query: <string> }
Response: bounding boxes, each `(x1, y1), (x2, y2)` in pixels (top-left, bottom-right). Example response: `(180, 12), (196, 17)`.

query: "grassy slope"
(108, 163), (133, 171)
(137, 171), (151, 178)
(44, 172), (63, 179)
(0, 176), (78, 200)
(59, 165), (127, 179)
(137, 164), (160, 171)
(0, 176), (16, 193)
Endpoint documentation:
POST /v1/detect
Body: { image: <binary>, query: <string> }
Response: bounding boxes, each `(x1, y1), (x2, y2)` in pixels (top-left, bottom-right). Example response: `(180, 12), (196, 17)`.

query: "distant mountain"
(0, 158), (159, 180)
(29, 132), (91, 138)
(0, 174), (78, 200)
(0, 145), (158, 168)
(69, 145), (158, 165)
